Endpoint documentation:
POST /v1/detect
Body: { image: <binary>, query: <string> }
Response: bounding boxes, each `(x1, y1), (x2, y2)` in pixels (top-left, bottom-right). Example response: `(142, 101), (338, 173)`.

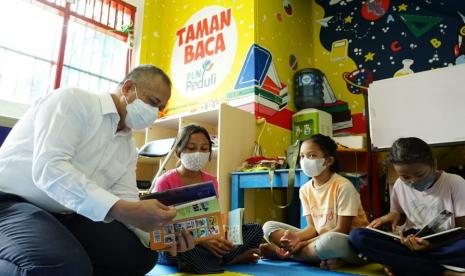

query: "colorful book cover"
(140, 181), (216, 205)
(142, 181), (224, 250)
(150, 196), (223, 250)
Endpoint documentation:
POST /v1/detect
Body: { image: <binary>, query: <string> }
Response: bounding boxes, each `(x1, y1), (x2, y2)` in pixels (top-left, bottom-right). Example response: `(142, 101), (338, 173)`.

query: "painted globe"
(342, 69), (374, 94)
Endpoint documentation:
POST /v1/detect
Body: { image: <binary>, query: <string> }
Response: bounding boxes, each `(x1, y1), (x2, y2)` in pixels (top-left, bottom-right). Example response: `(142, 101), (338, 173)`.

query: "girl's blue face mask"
(410, 170), (435, 191)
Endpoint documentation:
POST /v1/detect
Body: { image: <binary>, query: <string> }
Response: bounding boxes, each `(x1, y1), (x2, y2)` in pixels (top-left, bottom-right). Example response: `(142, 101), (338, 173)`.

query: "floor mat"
(148, 259), (384, 276)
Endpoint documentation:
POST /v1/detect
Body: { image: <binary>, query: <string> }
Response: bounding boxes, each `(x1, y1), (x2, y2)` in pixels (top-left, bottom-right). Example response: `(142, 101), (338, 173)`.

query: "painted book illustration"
(227, 44), (289, 118)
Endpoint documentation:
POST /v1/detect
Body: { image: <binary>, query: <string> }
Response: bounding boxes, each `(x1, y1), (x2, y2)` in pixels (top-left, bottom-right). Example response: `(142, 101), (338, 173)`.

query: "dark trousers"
(0, 192), (158, 276)
(158, 223), (263, 274)
(349, 228), (465, 276)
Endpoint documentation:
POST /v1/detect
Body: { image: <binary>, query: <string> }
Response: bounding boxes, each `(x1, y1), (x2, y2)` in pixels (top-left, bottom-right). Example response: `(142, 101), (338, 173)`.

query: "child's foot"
(320, 259), (345, 270)
(259, 243), (289, 260)
(384, 266), (395, 276)
(227, 248), (261, 265)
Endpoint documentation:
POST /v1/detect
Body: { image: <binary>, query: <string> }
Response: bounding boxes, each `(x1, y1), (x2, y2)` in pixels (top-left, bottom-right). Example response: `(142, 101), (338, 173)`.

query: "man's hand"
(109, 199), (176, 232)
(199, 238), (234, 258)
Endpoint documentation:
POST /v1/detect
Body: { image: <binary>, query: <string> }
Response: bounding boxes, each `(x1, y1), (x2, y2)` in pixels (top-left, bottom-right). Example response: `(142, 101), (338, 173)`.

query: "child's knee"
(314, 232), (350, 259)
(348, 228), (370, 249)
(244, 223), (264, 246)
(262, 221), (280, 241)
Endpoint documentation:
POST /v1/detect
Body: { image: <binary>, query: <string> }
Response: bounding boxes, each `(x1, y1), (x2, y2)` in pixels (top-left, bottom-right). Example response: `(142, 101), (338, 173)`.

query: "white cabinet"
(139, 103), (255, 212)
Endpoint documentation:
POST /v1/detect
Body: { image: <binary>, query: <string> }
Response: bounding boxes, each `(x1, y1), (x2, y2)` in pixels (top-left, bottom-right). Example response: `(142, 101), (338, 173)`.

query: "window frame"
(0, 0), (138, 125)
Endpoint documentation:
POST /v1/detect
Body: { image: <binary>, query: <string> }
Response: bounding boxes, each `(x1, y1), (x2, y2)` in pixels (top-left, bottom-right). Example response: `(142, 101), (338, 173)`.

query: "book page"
(227, 208), (244, 245)
(366, 227), (401, 239)
(416, 210), (453, 237)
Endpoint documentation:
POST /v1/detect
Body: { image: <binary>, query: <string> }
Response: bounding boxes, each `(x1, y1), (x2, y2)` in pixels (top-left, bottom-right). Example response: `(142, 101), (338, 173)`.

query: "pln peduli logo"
(171, 6), (237, 98)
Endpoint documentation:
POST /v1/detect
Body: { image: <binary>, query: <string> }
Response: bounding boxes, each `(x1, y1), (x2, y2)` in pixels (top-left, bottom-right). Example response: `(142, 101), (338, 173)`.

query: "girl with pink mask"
(261, 134), (368, 269)
(154, 124), (263, 274)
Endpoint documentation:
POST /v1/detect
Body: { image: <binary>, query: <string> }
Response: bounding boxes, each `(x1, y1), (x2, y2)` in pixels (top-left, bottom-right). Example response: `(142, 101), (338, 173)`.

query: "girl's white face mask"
(124, 87), (158, 129)
(300, 157), (327, 177)
(180, 152), (210, 171)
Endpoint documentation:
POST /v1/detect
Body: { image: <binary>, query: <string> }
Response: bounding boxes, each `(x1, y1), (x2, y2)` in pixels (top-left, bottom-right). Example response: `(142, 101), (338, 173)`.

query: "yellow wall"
(140, 0), (314, 225)
(140, 0), (255, 115)
(255, 0), (313, 111)
(248, 0), (313, 224)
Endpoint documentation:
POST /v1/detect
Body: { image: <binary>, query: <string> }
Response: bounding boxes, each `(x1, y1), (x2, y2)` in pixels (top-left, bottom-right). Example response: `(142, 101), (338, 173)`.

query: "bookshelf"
(135, 103), (255, 212)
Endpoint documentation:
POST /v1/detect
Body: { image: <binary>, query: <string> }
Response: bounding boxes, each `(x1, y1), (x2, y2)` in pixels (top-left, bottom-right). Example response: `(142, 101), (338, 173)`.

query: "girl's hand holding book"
(368, 212), (401, 232)
(399, 231), (430, 251)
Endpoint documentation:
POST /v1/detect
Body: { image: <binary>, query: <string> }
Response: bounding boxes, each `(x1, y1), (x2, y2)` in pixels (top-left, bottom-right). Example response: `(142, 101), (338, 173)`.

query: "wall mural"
(317, 0), (465, 79)
(314, 0), (465, 133)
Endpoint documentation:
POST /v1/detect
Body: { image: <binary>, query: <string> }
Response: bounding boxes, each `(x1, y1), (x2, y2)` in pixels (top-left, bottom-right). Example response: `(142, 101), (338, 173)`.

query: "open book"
(141, 181), (244, 250)
(224, 208), (245, 245)
(367, 226), (465, 241)
(367, 210), (465, 242)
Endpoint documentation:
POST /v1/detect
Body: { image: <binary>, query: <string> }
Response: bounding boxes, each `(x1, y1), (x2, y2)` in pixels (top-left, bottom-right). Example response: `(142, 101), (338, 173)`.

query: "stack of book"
(319, 100), (353, 131)
(226, 44), (288, 118)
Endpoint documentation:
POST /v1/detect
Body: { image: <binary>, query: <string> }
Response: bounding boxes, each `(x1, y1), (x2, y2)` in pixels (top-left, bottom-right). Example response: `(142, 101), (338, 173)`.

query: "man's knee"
(28, 247), (93, 276)
(135, 249), (158, 273)
(0, 199), (93, 276)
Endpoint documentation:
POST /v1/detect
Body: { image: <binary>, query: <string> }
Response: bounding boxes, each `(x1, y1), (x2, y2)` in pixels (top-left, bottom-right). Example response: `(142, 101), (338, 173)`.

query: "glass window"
(0, 0), (135, 105)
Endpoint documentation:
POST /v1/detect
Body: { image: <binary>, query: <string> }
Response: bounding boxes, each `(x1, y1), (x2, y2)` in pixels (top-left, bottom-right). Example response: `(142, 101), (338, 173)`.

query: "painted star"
(344, 15), (353, 23)
(398, 3), (408, 12)
(364, 52), (375, 61)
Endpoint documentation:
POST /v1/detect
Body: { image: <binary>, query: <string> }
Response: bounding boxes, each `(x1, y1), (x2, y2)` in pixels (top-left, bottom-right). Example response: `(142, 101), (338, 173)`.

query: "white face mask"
(180, 152), (210, 171)
(124, 86), (159, 129)
(300, 157), (327, 177)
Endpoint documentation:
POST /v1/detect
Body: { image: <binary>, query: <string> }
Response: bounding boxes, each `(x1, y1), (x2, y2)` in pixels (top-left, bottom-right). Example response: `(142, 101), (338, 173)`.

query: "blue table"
(230, 169), (311, 228)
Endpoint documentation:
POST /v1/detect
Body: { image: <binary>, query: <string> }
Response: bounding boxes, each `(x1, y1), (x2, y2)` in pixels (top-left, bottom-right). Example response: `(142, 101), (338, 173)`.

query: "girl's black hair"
(175, 124), (213, 158)
(301, 134), (339, 172)
(388, 137), (434, 166)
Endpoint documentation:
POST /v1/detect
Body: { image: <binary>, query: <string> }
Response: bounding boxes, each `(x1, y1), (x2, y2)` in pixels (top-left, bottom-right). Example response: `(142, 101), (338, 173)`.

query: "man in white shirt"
(0, 65), (194, 276)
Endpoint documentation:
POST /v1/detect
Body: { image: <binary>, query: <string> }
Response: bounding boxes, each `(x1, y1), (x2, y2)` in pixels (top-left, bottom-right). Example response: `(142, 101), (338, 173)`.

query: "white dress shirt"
(0, 87), (140, 222)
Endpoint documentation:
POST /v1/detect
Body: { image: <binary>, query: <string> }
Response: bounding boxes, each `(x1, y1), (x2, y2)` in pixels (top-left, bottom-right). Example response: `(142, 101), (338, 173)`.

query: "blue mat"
(148, 259), (382, 275)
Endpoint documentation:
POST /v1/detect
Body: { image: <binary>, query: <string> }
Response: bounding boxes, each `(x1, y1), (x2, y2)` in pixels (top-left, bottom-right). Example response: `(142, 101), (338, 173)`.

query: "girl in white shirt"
(349, 137), (465, 276)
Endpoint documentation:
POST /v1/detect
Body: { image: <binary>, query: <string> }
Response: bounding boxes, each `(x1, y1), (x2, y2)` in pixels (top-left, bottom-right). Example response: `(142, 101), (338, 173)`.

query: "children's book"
(140, 181), (217, 205)
(367, 210), (465, 242)
(141, 181), (223, 250)
(142, 181), (245, 250)
(225, 208), (245, 245)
